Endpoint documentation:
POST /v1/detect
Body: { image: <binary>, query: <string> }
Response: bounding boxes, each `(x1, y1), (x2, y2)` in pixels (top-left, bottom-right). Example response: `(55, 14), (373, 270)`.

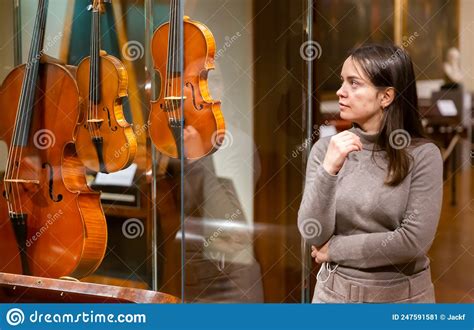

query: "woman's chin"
(339, 110), (351, 121)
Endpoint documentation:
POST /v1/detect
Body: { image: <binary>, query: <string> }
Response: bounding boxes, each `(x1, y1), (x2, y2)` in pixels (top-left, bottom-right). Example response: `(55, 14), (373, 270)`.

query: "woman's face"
(337, 56), (384, 133)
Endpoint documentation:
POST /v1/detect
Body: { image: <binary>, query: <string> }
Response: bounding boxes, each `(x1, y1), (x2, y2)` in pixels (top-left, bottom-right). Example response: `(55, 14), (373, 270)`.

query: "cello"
(0, 0), (107, 279)
(75, 0), (137, 173)
(149, 0), (225, 159)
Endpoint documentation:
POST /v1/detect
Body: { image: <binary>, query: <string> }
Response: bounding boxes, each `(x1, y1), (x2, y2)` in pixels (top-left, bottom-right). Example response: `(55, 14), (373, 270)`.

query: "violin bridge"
(87, 118), (104, 129)
(4, 179), (40, 185)
(163, 96), (187, 112)
(164, 96), (187, 100)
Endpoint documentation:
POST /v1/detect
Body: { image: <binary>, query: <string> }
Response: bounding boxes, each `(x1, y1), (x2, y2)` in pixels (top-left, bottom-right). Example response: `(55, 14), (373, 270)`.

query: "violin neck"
(89, 8), (101, 104)
(13, 0), (49, 147)
(167, 0), (184, 78)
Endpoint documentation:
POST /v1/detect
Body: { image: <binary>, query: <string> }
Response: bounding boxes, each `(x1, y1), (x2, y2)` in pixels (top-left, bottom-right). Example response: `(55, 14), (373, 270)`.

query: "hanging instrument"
(148, 0), (225, 159)
(75, 0), (137, 173)
(0, 0), (107, 279)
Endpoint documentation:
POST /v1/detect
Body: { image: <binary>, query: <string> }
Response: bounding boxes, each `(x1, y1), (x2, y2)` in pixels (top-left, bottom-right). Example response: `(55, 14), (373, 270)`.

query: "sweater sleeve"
(297, 138), (338, 246)
(328, 143), (443, 268)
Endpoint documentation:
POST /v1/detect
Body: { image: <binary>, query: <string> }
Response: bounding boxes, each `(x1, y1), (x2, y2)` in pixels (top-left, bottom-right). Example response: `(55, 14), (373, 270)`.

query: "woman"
(298, 44), (443, 303)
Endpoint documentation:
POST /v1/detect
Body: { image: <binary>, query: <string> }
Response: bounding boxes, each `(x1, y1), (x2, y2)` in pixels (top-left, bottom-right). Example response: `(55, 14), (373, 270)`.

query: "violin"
(149, 0), (225, 159)
(75, 0), (137, 173)
(0, 0), (107, 279)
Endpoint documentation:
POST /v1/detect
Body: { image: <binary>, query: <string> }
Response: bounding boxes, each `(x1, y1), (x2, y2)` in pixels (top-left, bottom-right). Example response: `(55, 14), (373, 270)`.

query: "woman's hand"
(322, 131), (362, 175)
(311, 241), (330, 264)
(183, 125), (204, 160)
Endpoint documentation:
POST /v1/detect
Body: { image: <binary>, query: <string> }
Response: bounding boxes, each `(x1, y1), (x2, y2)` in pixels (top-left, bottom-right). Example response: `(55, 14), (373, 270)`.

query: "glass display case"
(0, 0), (314, 303)
(0, 0), (462, 304)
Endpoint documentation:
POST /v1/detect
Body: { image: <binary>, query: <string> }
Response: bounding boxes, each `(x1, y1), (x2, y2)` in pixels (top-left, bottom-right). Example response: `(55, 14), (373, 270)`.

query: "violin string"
(88, 8), (92, 139)
(9, 0), (47, 217)
(6, 29), (33, 215)
(176, 0), (182, 122)
(172, 0), (180, 122)
(95, 5), (101, 140)
(87, 6), (94, 140)
(90, 6), (98, 140)
(10, 0), (38, 216)
(163, 1), (170, 123)
(4, 73), (26, 215)
(177, 0), (183, 124)
(17, 0), (48, 216)
(4, 57), (29, 215)
(92, 5), (100, 140)
(177, 0), (182, 123)
(93, 7), (97, 139)
(175, 0), (180, 122)
(168, 0), (176, 123)
(176, 0), (182, 123)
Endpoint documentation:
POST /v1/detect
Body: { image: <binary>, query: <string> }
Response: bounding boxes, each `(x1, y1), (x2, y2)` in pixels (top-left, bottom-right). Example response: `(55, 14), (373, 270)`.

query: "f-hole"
(185, 82), (204, 110)
(103, 107), (118, 131)
(42, 163), (63, 202)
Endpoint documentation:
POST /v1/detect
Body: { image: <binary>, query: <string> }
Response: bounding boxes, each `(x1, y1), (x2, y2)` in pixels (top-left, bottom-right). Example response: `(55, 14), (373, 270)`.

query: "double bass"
(76, 0), (137, 173)
(0, 0), (107, 279)
(149, 0), (225, 159)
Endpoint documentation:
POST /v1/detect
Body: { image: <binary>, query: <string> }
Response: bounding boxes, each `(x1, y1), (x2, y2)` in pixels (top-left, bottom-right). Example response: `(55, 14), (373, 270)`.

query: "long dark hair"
(348, 44), (427, 186)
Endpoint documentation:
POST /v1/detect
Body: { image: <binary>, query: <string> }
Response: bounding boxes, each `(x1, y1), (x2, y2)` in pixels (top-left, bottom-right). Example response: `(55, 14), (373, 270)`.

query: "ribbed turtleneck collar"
(350, 125), (379, 150)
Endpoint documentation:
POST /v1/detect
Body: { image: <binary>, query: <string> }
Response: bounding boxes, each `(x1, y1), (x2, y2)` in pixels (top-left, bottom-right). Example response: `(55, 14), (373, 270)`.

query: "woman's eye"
(351, 80), (359, 87)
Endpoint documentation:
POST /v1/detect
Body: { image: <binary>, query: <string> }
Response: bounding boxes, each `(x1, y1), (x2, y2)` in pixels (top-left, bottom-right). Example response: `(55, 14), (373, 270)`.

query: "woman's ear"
(380, 87), (395, 109)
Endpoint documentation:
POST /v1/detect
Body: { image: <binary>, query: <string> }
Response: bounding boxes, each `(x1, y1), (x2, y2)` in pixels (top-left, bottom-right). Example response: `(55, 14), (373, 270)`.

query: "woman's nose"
(336, 84), (347, 98)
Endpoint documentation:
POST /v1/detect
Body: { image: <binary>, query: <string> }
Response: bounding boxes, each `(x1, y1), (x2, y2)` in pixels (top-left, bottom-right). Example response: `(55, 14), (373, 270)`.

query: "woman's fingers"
(323, 130), (363, 174)
(344, 144), (361, 154)
(335, 141), (361, 156)
(311, 246), (325, 263)
(332, 133), (362, 150)
(315, 255), (322, 264)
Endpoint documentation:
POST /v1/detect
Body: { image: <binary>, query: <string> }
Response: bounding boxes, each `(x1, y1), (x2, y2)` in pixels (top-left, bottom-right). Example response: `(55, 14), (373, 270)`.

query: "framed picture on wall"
(314, 0), (395, 98)
(402, 0), (459, 80)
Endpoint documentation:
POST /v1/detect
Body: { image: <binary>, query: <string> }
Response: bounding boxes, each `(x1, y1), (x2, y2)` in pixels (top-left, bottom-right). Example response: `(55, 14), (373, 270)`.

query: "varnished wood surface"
(0, 63), (107, 279)
(149, 18), (225, 159)
(0, 272), (179, 303)
(75, 54), (137, 173)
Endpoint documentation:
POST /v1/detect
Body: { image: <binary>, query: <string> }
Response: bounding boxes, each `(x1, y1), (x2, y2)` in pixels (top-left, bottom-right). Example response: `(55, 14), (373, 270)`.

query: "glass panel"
(0, 0), (312, 304)
(71, 0), (152, 289)
(147, 0), (184, 299)
(4, 0), (156, 290)
(182, 0), (309, 303)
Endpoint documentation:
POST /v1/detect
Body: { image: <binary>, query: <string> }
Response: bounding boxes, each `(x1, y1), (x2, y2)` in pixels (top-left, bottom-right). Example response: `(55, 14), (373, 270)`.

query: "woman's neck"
(357, 124), (379, 135)
(357, 114), (382, 134)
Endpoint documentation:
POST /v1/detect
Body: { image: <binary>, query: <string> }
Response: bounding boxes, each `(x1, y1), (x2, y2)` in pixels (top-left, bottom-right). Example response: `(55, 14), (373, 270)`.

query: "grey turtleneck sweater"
(298, 127), (443, 280)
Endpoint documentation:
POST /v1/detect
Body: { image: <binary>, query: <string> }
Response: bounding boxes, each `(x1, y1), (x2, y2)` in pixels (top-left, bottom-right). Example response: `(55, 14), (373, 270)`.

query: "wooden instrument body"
(149, 18), (225, 159)
(0, 63), (107, 279)
(76, 54), (137, 173)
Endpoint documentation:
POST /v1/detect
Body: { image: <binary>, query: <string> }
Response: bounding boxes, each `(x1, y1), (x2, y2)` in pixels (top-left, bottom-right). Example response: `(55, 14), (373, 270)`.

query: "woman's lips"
(339, 103), (350, 110)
